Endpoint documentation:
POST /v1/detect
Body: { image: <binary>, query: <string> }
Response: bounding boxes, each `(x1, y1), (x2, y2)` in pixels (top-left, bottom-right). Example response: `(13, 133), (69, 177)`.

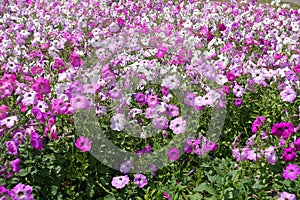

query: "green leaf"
(50, 185), (58, 196)
(18, 168), (29, 177)
(194, 183), (217, 196)
(103, 194), (116, 200)
(252, 183), (264, 190)
(187, 193), (203, 200)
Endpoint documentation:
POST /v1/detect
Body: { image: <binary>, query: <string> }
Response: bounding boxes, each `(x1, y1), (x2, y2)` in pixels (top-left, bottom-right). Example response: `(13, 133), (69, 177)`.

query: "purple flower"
(184, 93), (196, 107)
(109, 87), (123, 100)
(0, 105), (8, 120)
(234, 98), (242, 107)
(282, 164), (300, 181)
(279, 191), (296, 200)
(281, 122), (295, 139)
(264, 146), (277, 164)
(294, 138), (300, 151)
(163, 192), (171, 200)
(202, 141), (218, 154)
(6, 141), (18, 155)
(246, 135), (256, 147)
(71, 95), (87, 110)
(110, 113), (126, 131)
(217, 23), (226, 31)
(232, 147), (251, 162)
(147, 94), (159, 107)
(31, 107), (46, 123)
(133, 174), (148, 188)
(10, 183), (34, 200)
(70, 52), (82, 67)
(170, 117), (186, 134)
(150, 163), (157, 179)
(167, 148), (180, 161)
(280, 87), (296, 103)
(111, 175), (130, 189)
(30, 132), (44, 150)
(282, 147), (297, 162)
(10, 158), (21, 173)
(0, 185), (8, 195)
(152, 116), (168, 130)
(246, 149), (261, 162)
(32, 77), (51, 95)
(135, 92), (146, 106)
(271, 122), (284, 138)
(166, 104), (179, 118)
(120, 160), (134, 174)
(252, 116), (266, 133)
(0, 116), (18, 129)
(232, 84), (245, 97)
(75, 136), (91, 152)
(162, 86), (170, 96)
(12, 130), (26, 146)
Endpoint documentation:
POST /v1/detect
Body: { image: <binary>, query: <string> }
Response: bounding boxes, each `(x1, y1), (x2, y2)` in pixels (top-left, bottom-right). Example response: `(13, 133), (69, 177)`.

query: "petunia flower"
(111, 175), (130, 189)
(75, 136), (92, 152)
(282, 164), (300, 181)
(133, 174), (148, 188)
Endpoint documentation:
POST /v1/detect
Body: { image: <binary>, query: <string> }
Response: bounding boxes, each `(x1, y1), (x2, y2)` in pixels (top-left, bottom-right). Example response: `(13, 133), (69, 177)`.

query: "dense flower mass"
(0, 0), (299, 199)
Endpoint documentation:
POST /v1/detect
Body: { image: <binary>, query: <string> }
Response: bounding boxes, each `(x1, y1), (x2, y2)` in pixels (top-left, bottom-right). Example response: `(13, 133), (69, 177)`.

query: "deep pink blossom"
(32, 77), (51, 95)
(75, 136), (92, 152)
(168, 147), (180, 161)
(282, 147), (297, 162)
(282, 164), (300, 181)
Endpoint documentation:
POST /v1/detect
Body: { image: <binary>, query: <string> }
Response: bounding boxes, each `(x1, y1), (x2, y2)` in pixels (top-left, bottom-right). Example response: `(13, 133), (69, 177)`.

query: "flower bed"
(0, 0), (299, 199)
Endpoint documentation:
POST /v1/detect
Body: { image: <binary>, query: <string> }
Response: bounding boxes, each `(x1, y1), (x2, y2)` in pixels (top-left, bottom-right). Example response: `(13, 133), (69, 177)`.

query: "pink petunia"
(282, 164), (300, 181)
(170, 117), (186, 134)
(111, 175), (130, 189)
(75, 136), (92, 152)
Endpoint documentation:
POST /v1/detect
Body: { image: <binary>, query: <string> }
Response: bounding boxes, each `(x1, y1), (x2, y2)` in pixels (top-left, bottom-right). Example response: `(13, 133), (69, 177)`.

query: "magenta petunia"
(0, 105), (8, 120)
(30, 132), (44, 150)
(10, 158), (21, 174)
(252, 116), (266, 133)
(271, 122), (284, 138)
(167, 147), (180, 161)
(282, 164), (300, 181)
(281, 122), (295, 139)
(166, 104), (179, 118)
(75, 136), (92, 152)
(234, 98), (242, 107)
(163, 192), (171, 200)
(32, 77), (51, 95)
(6, 141), (18, 155)
(147, 94), (159, 107)
(217, 23), (226, 31)
(10, 183), (34, 200)
(133, 174), (148, 188)
(282, 147), (297, 162)
(161, 86), (170, 96)
(294, 138), (300, 151)
(70, 52), (82, 67)
(156, 46), (167, 58)
(135, 92), (146, 106)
